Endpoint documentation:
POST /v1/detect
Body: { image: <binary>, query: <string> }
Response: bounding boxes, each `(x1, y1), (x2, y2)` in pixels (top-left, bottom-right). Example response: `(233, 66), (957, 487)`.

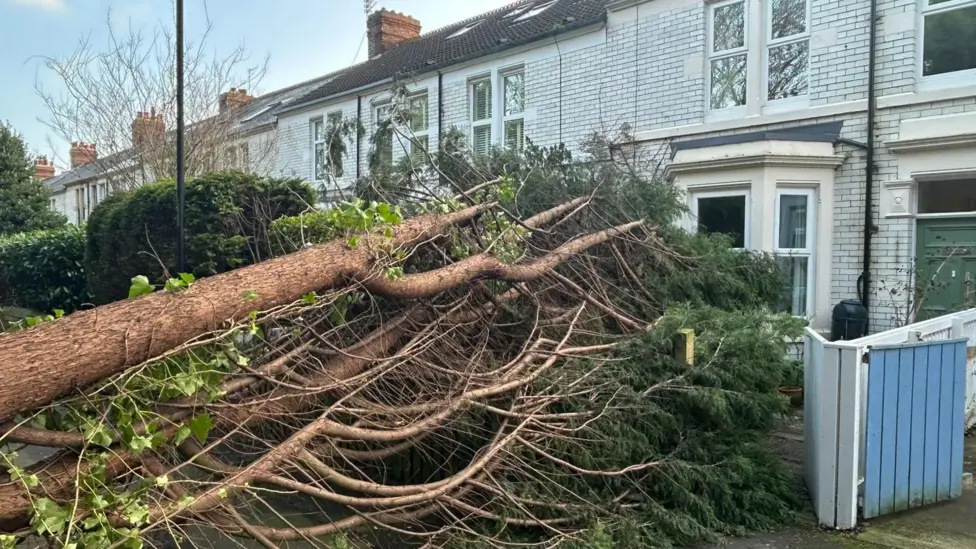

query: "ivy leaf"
(30, 497), (69, 536)
(302, 291), (318, 305)
(0, 535), (17, 549)
(155, 475), (169, 487)
(347, 235), (360, 249)
(128, 275), (154, 298)
(178, 272), (196, 285)
(53, 309), (64, 319)
(125, 501), (150, 526)
(127, 434), (153, 455)
(242, 289), (259, 302)
(82, 421), (113, 447)
(173, 425), (192, 446)
(188, 414), (212, 443)
(164, 278), (183, 292)
(122, 536), (143, 549)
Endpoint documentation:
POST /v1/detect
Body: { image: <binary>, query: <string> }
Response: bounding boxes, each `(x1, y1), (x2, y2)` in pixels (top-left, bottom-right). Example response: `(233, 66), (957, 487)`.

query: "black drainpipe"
(858, 0), (878, 332)
(355, 95), (363, 179)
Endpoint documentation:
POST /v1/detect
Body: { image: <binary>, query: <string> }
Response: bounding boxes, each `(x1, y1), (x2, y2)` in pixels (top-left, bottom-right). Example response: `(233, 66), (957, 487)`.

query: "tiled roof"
(289, 0), (608, 109)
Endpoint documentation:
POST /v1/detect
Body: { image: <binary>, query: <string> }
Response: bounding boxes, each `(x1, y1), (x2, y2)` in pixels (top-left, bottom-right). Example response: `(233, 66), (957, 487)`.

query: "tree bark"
(0, 205), (490, 423)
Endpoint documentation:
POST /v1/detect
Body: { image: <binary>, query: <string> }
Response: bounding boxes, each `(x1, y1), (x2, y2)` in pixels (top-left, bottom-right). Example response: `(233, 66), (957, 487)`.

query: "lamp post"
(176, 0), (186, 272)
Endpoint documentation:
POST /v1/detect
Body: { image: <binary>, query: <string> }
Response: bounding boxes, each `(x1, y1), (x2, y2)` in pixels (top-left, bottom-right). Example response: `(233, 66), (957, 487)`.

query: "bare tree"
(35, 7), (272, 190)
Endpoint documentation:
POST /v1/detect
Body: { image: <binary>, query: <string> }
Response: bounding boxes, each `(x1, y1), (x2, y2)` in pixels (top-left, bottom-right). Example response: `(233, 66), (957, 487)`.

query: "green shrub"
(85, 171), (314, 304)
(0, 225), (91, 313)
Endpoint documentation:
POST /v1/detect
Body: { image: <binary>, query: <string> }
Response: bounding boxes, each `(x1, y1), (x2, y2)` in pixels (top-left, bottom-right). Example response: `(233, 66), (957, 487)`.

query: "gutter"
(858, 0), (879, 331)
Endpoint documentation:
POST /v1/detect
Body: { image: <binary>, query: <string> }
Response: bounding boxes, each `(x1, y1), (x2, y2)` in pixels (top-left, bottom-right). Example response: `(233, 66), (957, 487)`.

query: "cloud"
(9, 0), (66, 11)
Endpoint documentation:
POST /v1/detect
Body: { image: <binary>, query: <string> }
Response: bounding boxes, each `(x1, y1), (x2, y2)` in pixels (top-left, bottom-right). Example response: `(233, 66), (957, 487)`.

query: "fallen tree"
(0, 136), (800, 548)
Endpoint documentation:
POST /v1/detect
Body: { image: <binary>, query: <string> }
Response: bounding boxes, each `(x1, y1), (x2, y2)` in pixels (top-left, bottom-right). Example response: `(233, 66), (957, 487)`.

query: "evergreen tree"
(0, 123), (66, 236)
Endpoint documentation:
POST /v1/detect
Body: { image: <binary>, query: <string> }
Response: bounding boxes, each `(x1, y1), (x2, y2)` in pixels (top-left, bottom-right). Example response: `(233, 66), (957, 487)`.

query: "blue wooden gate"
(863, 339), (967, 519)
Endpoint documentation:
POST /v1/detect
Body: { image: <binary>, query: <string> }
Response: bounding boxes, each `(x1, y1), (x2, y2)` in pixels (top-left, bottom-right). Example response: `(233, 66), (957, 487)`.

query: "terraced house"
(42, 0), (976, 333)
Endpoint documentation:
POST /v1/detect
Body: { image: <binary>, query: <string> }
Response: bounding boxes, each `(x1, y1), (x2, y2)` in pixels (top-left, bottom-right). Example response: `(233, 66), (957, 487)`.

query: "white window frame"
(310, 116), (326, 183)
(501, 70), (525, 152)
(763, 0), (811, 110)
(918, 0), (976, 91)
(690, 188), (752, 249)
(374, 103), (394, 166)
(773, 188), (816, 317)
(706, 0), (750, 119)
(706, 0), (811, 121)
(407, 93), (430, 163)
(470, 77), (493, 155)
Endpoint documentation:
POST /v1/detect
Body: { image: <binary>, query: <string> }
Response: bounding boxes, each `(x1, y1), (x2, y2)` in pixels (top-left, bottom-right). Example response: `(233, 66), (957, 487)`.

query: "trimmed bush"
(85, 171), (314, 303)
(0, 225), (91, 313)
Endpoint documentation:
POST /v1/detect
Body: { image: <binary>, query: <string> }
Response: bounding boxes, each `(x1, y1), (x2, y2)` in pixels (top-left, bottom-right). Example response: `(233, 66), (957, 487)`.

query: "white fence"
(804, 309), (976, 529)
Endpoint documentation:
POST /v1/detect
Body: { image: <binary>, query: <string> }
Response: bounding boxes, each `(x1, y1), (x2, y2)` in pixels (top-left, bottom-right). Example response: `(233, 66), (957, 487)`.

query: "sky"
(0, 0), (512, 164)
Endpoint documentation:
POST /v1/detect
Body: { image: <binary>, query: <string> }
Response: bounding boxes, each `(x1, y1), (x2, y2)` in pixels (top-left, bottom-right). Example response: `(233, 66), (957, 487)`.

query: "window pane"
(409, 96), (428, 132)
(314, 142), (327, 180)
(313, 120), (324, 142)
(778, 194), (808, 249)
(505, 119), (524, 151)
(771, 0), (807, 39)
(712, 1), (745, 52)
(504, 73), (524, 115)
(767, 40), (809, 100)
(918, 179), (976, 213)
(697, 195), (747, 248)
(710, 54), (747, 109)
(411, 135), (429, 164)
(473, 125), (491, 155)
(472, 81), (492, 121)
(776, 256), (809, 316)
(923, 5), (976, 77)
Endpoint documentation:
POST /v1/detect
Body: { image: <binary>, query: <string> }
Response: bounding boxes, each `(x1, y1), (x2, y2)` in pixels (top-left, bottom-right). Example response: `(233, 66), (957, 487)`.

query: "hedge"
(85, 171), (315, 303)
(0, 225), (92, 313)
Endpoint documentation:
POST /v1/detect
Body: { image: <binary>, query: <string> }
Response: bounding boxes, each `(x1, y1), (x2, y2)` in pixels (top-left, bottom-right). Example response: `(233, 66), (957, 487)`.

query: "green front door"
(916, 218), (976, 320)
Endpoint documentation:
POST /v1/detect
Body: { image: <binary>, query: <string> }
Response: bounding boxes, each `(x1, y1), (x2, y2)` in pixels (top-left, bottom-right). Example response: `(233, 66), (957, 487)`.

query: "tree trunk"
(0, 205), (489, 423)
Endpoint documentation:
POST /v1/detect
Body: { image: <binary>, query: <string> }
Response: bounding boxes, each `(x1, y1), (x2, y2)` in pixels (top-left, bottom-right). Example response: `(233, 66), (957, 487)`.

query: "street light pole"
(176, 0), (186, 273)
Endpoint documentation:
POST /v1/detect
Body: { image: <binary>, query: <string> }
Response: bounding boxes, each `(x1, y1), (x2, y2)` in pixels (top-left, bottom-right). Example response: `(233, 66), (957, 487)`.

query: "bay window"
(471, 79), (492, 155)
(706, 0), (810, 119)
(921, 0), (976, 88)
(774, 189), (815, 316)
(692, 189), (750, 248)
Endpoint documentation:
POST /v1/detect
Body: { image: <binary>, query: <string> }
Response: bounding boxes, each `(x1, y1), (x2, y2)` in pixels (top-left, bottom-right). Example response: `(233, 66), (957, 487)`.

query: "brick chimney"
(367, 9), (421, 59)
(34, 156), (55, 180)
(69, 142), (97, 169)
(132, 108), (165, 148)
(219, 88), (254, 114)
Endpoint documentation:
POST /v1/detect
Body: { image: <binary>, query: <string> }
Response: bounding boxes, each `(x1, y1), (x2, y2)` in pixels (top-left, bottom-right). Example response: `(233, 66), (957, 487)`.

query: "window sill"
(634, 100), (867, 142)
(877, 83), (976, 110)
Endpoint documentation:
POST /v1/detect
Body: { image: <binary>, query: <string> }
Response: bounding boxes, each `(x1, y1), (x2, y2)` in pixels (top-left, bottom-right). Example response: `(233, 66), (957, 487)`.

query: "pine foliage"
(0, 123), (66, 236)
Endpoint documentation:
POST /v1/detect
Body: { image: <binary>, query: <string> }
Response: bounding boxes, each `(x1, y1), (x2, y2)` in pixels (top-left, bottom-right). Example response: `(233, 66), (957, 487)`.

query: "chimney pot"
(367, 9), (421, 59)
(219, 88), (254, 115)
(132, 109), (165, 149)
(69, 142), (97, 169)
(34, 156), (56, 180)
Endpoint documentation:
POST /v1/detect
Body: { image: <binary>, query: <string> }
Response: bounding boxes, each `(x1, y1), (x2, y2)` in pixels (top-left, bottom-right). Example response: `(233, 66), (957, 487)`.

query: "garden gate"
(803, 309), (976, 529)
